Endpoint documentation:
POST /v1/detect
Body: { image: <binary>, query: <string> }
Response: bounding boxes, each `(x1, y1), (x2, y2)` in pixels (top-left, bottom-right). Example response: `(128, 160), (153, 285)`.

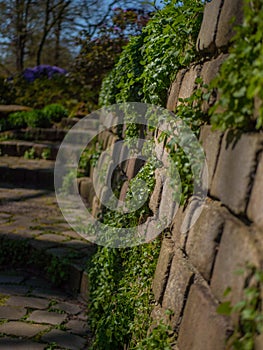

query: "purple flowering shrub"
(23, 65), (67, 82)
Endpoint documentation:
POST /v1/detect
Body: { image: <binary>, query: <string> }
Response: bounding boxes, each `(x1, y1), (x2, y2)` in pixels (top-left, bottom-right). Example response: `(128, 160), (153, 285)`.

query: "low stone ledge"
(0, 105), (32, 118)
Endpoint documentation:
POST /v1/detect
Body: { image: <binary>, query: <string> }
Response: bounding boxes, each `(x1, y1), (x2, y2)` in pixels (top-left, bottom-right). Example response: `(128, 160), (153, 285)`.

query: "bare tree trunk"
(54, 18), (62, 66)
(36, 0), (71, 66)
(14, 0), (32, 72)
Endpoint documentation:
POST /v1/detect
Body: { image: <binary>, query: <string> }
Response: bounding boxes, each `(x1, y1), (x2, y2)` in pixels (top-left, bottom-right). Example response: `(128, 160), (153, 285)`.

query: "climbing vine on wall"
(209, 0), (263, 131)
(99, 0), (204, 107)
(89, 1), (207, 349)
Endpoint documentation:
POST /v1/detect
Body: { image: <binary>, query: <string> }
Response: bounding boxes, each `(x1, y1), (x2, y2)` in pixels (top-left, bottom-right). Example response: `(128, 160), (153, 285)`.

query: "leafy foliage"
(217, 265), (263, 350)
(11, 74), (82, 111)
(131, 321), (175, 350)
(90, 3), (207, 348)
(209, 0), (263, 131)
(99, 0), (204, 107)
(7, 111), (28, 129)
(87, 159), (166, 349)
(0, 76), (16, 104)
(42, 104), (68, 123)
(4, 103), (68, 131)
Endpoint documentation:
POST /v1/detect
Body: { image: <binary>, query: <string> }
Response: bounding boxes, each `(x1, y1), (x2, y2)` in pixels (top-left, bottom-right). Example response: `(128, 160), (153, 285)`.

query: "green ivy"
(99, 0), (204, 108)
(87, 159), (165, 349)
(209, 0), (263, 131)
(217, 265), (263, 350)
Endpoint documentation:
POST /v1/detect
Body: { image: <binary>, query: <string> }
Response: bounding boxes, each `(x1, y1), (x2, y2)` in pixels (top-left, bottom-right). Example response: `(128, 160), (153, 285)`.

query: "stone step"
(59, 116), (100, 130)
(0, 156), (55, 190)
(0, 140), (60, 160)
(0, 128), (67, 142)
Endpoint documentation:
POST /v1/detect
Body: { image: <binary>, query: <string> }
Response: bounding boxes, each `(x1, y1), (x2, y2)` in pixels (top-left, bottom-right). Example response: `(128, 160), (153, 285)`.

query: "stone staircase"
(0, 117), (100, 299)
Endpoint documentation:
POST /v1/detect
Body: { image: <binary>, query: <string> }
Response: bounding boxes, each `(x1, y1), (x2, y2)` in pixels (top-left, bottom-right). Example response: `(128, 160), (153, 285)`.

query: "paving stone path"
(0, 269), (92, 349)
(0, 117), (102, 348)
(0, 177), (95, 349)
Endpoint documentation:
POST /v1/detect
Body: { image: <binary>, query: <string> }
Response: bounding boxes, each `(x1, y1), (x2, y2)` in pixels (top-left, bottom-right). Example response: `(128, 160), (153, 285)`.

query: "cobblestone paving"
(0, 269), (91, 349)
(0, 184), (95, 349)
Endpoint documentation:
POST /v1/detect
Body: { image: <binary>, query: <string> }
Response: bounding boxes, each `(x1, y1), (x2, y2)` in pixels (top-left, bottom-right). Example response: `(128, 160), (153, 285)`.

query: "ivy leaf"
(217, 301), (233, 316)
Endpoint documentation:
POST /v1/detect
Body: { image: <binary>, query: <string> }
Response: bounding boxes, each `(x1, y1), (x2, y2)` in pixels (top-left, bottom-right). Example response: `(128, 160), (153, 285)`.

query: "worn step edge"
(0, 233), (96, 301)
(0, 165), (55, 190)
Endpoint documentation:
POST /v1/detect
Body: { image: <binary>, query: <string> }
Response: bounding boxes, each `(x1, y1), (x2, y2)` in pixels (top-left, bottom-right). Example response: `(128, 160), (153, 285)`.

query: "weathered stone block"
(149, 168), (166, 215)
(119, 180), (129, 202)
(211, 218), (261, 308)
(65, 319), (90, 336)
(143, 217), (160, 242)
(247, 153), (263, 229)
(152, 236), (175, 304)
(41, 329), (87, 350)
(67, 263), (83, 294)
(166, 70), (186, 111)
(158, 178), (178, 228)
(180, 197), (204, 249)
(200, 54), (228, 113)
(199, 125), (223, 190)
(178, 65), (201, 102)
(91, 196), (101, 218)
(0, 338), (45, 350)
(171, 206), (184, 246)
(28, 310), (67, 325)
(255, 332), (263, 350)
(7, 296), (49, 309)
(196, 0), (223, 53)
(80, 270), (89, 301)
(210, 132), (263, 215)
(111, 140), (123, 165)
(0, 321), (49, 338)
(0, 306), (27, 320)
(100, 185), (112, 208)
(126, 157), (145, 180)
(162, 249), (194, 329)
(177, 284), (231, 350)
(185, 201), (228, 282)
(215, 0), (244, 49)
(79, 177), (95, 207)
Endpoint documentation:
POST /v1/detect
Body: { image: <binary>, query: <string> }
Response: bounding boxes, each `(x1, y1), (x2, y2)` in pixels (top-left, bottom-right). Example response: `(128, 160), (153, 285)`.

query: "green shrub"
(24, 147), (36, 159)
(8, 111), (28, 129)
(0, 77), (16, 104)
(42, 104), (68, 123)
(25, 109), (51, 128)
(0, 118), (10, 132)
(87, 158), (163, 349)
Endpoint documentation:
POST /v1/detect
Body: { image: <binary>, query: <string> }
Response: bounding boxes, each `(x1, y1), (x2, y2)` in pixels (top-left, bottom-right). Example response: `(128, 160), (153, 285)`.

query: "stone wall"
(78, 1), (262, 348)
(150, 1), (263, 349)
